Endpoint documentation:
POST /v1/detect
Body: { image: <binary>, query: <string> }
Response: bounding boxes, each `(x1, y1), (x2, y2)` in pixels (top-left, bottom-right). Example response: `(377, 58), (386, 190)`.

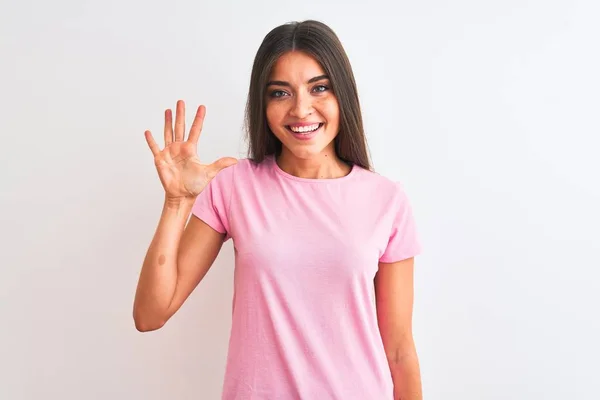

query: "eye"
(312, 84), (329, 93)
(269, 90), (288, 98)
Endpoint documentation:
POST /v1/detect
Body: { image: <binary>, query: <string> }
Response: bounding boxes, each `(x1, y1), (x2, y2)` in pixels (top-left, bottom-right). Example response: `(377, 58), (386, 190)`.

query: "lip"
(286, 123), (324, 141)
(287, 122), (323, 128)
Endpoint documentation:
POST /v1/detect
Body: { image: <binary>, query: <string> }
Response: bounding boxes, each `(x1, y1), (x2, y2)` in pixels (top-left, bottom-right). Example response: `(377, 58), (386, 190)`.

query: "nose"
(289, 92), (314, 119)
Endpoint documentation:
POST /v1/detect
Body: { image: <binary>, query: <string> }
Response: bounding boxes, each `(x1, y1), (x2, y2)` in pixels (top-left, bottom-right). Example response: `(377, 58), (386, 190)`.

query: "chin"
(284, 138), (337, 160)
(288, 146), (326, 159)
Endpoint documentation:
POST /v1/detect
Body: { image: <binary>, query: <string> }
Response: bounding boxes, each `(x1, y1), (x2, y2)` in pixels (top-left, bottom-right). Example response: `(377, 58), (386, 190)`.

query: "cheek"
(265, 105), (277, 127)
(315, 96), (339, 116)
(266, 103), (285, 125)
(321, 100), (340, 126)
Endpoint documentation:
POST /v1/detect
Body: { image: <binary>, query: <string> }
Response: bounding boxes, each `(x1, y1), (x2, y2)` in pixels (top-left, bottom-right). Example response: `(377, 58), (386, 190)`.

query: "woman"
(134, 20), (423, 400)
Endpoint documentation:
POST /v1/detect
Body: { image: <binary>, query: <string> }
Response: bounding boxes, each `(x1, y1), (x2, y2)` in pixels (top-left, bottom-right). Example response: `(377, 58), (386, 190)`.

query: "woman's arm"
(133, 197), (225, 332)
(375, 257), (423, 400)
(134, 101), (236, 332)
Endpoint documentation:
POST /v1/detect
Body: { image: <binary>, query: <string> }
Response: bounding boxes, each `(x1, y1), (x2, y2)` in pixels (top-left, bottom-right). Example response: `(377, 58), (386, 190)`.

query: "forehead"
(269, 51), (326, 82)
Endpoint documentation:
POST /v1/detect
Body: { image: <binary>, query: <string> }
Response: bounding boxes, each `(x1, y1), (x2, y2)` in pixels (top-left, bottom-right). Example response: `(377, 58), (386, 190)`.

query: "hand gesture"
(144, 100), (237, 200)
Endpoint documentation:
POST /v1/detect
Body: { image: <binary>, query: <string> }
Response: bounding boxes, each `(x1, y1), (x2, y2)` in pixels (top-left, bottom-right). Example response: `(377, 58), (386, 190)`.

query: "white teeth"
(289, 123), (320, 133)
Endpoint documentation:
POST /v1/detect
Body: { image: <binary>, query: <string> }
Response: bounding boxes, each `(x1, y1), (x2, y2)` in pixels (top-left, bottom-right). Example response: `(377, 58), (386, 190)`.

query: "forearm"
(389, 347), (422, 400)
(133, 196), (195, 330)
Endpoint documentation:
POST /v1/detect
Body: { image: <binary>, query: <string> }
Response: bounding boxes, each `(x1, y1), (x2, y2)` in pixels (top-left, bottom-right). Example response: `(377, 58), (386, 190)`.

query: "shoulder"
(210, 157), (273, 188)
(352, 166), (417, 218)
(352, 165), (406, 198)
(226, 157), (271, 178)
(211, 157), (257, 177)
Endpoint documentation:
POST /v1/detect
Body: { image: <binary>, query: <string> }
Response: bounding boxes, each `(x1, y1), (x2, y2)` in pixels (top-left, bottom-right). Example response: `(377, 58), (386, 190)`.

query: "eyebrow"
(266, 74), (329, 87)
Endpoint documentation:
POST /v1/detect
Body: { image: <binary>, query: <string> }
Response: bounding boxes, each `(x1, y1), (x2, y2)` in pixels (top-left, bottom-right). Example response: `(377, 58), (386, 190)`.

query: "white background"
(1, 0), (599, 399)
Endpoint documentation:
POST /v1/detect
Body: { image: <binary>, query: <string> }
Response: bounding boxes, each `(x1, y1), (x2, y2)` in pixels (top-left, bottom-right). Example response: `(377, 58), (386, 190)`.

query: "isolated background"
(1, 0), (599, 399)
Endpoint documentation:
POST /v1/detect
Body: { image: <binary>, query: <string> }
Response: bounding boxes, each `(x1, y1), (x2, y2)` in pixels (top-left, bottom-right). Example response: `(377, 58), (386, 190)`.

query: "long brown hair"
(244, 20), (372, 171)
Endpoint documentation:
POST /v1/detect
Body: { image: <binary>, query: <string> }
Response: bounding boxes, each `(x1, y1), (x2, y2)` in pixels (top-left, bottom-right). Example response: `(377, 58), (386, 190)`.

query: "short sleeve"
(191, 166), (234, 241)
(379, 183), (422, 263)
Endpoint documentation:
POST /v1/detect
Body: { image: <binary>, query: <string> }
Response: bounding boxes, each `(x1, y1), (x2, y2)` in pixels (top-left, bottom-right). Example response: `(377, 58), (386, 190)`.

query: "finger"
(188, 105), (206, 144)
(174, 100), (185, 142)
(207, 157), (238, 178)
(144, 130), (161, 156)
(164, 109), (173, 147)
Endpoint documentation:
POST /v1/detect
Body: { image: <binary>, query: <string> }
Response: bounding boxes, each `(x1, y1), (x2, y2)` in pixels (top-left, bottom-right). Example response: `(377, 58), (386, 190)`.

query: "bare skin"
(133, 100), (236, 331)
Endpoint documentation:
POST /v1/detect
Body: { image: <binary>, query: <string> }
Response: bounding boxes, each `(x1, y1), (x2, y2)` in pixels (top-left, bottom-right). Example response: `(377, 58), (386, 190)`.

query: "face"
(265, 51), (340, 160)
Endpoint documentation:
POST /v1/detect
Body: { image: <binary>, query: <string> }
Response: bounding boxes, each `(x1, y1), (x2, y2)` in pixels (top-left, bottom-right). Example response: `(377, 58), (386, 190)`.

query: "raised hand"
(144, 100), (237, 200)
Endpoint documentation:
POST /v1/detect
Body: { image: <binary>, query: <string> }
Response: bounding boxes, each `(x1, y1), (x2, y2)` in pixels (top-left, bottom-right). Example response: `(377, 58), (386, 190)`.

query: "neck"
(276, 149), (351, 179)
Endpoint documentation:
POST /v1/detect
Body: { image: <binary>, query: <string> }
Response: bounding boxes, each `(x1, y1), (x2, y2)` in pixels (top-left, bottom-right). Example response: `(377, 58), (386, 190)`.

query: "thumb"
(207, 157), (238, 177)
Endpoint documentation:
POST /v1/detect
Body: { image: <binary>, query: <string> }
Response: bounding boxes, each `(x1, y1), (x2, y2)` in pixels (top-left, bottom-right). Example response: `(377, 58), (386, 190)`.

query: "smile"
(286, 123), (324, 134)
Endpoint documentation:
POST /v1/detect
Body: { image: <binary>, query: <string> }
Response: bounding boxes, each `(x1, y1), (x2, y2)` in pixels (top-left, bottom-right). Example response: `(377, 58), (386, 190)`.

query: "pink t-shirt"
(191, 156), (421, 400)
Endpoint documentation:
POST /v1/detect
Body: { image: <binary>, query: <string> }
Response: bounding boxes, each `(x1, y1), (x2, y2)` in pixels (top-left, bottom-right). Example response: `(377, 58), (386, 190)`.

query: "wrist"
(164, 196), (195, 211)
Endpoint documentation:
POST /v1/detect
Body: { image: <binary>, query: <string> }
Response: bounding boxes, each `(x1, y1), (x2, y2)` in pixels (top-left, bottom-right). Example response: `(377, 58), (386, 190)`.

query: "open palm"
(144, 100), (237, 199)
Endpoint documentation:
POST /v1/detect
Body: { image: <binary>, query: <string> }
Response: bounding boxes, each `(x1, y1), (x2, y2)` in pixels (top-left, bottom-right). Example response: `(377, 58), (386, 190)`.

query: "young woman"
(134, 20), (423, 400)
